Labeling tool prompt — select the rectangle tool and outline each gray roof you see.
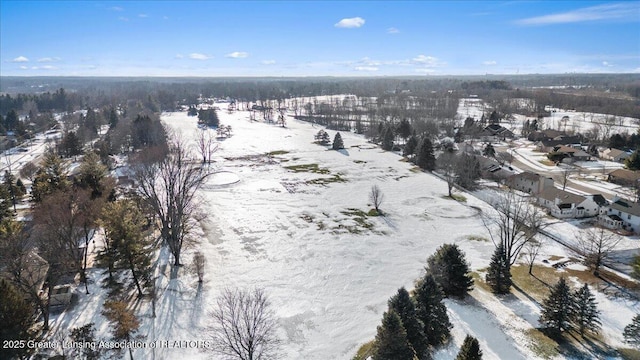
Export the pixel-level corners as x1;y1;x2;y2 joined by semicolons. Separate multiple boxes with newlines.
610;199;640;217
538;187;586;205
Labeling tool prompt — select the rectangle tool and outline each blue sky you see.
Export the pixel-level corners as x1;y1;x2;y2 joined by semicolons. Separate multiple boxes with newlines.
1;1;639;76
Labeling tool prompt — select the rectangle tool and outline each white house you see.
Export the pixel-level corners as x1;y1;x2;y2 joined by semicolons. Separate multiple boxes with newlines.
537;187;604;219
599;196;640;234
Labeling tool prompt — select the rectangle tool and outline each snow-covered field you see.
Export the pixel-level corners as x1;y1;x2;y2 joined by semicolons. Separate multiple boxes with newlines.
43;103;639;360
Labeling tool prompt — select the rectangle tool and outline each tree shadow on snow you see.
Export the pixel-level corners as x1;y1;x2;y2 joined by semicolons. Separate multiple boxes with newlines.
336;148;349;156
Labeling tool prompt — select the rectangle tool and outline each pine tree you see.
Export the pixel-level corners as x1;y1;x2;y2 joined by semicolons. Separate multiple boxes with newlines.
572;284;601;336
404;135;418;157
414;273;452;347
70;323;102;360
0;279;35;360
388;287;429;359
76;151;110;199
102;300;140;360
427;244;473;299
415;137;436;171
539;277;574;336
381;125;395;151
101;200;153;298
485;244;512;294
332;132;344;150
482;143;495;158
623;314;640;348
372;310;416;360
625;150;640;171
456;334;483;360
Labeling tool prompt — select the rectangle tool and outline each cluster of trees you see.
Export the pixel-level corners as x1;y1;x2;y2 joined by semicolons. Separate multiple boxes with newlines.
538;278;601;337
609;131;640;151
368;244;477;360
197;108;220;127
625;150;640;171
314;129;344;150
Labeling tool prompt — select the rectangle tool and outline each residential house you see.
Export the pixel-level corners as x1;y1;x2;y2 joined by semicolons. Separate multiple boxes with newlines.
479;124;515;142
600;148;631;163
535;135;582;152
599;196;640;234
506;171;554;194
476;156;516;182
551;145;593;163
607;169;640;187
528;129;566;142
537;187;603;219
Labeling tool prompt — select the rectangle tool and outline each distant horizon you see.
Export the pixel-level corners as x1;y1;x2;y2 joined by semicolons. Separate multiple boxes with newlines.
2;1;639;77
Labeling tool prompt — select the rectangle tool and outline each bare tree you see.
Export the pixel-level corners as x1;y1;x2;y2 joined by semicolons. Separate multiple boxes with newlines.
211;288;281;360
437;151;457;197
369;184;385;213
193;251;206;283
134;134;213;267
523;238;544;275
576;226;621;275
195;128;218;164
481;190;545;272
561;167;573;191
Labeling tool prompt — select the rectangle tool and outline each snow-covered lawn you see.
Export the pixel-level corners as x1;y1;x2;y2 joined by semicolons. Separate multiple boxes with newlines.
45;104;638;360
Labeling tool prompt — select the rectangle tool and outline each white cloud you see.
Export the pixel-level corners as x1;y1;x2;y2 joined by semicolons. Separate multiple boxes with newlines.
12;56;29;63
387;27;400;34
261;60;276;65
110;6;123;11
37;57;60;62
189;53;210;60
335;17;365;28
483;60;497;66
354;66;378;71
138;14;148;18
602;61;613;67
412;55;439;66
19;66;28;70
175;54;184;59
515;3;639;25
40;65;56;70
226;52;249;58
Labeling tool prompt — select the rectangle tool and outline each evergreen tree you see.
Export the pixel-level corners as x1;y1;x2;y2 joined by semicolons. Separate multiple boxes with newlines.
625;150;640;171
69;323;102;360
0;279;35;360
415;137;436;171
404;135;418;157
539;277;574;336
332;132;344;150
397;119;412;143
414;273;452;347
485;243;512;294
572;283;601;336
388;287;429;359
623;314;640;348
381;125;395;151
0;184;13;222
427;244;473;299
101;200;153;298
76;151;110;199
4;109;18;131
108;107;119;129
60;131;83;158
314;129;331;145
102;300;140;360
456;334;483;360
482;143;495;158
31;149;71;203
372;310;416;360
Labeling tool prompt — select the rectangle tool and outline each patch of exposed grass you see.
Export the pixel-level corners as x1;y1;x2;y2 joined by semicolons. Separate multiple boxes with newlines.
284;163;330;174
471;270;492;293
525;328;560;359
337;208;375;233
409;166;422;173
441;194;467;202
467;235;489;242
618;348;640;360
265;150;289;156
539;159;555;166
547;255;564;261
352;341;375;360
353;160;367;164
367;209;381;216
307;174;347;185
